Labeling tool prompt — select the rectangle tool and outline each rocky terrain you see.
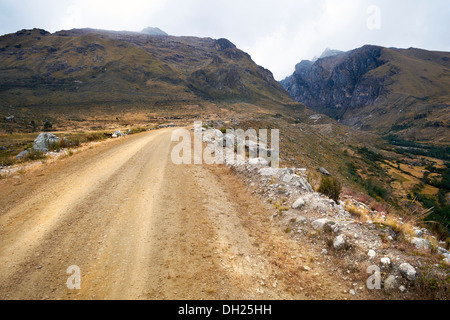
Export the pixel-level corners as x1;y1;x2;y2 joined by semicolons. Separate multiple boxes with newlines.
0;27;449;300
200;124;450;298
281;45;450;144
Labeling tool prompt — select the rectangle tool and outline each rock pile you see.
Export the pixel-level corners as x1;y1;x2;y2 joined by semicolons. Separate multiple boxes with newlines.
221;136;450;296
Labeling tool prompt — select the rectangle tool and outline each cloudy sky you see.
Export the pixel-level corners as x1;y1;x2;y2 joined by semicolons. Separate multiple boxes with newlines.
0;0;449;80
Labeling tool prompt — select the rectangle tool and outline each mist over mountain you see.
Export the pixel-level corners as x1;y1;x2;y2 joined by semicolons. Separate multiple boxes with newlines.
141;27;168;36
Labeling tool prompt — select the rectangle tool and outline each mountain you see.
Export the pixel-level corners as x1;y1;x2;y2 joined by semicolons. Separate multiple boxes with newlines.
0;28;294;131
281;45;450;144
141;27;168;36
312;48;344;61
1;29;448;235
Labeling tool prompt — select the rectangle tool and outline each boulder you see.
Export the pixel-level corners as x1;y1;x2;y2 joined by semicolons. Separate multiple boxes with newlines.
16;150;29;160
112;130;124;138
311;219;335;231
411;237;431;251
333;235;346;250
399;263;416;281
319;167;332;176
414;229;423;238
292;198;305;210
33;133;60;152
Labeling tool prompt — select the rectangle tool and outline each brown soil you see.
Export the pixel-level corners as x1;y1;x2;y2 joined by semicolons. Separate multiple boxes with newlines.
0;129;373;300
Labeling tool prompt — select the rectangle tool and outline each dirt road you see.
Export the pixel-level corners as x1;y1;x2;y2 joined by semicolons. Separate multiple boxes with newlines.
0;129;358;300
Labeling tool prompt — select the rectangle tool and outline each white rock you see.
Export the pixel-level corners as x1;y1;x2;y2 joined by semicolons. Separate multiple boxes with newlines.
411;237;431;250
292;198;306;210
368;250;376;259
311;219;334;231
333;235;346;250
381;257;391;267
399;285;406;293
414;229;423;238
399;263;417;281
33;132;60;151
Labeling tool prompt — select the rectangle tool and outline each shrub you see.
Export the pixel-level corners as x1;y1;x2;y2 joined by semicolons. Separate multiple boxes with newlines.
130;127;147;134
85;133;104;142
43;120;53;131
21;149;46;161
318;176;342;203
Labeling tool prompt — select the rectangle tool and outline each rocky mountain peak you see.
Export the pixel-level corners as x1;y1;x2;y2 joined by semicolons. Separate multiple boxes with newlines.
141;27;168;36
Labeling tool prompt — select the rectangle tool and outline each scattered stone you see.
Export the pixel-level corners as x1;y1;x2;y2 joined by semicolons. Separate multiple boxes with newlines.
5;115;15;122
112;130;124;138
414;229;423;238
349;289;356;295
368;250;376;259
299;266;311;272
411;237;431;251
384;275;397;290
292;198;305;210
318;167;332;176
380;257;391;268
311;219;335;231
399;263;417;281
15;150;29;160
333;235;346;250
399;285;406;293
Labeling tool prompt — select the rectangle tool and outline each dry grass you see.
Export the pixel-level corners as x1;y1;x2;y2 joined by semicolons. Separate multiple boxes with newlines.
343;197;445;252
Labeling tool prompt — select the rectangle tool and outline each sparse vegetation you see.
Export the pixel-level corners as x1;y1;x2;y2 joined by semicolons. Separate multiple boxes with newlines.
318;176;342;203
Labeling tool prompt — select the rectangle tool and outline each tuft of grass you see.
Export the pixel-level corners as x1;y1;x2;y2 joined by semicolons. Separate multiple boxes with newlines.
85;132;105;142
344;201;371;222
20;149;47;162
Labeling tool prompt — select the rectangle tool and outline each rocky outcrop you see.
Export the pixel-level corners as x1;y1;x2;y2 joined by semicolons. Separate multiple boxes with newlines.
281;45;386;120
281;46;450;142
33;133;60;152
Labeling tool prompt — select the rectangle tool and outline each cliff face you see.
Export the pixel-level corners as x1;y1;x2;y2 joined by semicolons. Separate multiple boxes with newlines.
281;46;450;143
281;45;387;118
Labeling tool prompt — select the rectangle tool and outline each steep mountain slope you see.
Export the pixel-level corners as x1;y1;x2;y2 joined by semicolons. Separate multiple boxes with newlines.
281;45;450;144
0;28;293;131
